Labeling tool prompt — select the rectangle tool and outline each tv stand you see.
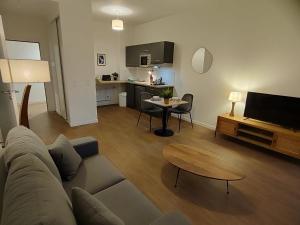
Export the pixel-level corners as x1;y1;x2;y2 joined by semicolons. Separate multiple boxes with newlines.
215;114;300;159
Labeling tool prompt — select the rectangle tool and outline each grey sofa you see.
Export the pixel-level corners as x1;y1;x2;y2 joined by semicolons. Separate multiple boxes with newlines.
0;126;191;225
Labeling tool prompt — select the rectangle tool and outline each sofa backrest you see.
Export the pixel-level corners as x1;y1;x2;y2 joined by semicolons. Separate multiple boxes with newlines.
4;126;61;182
1;153;77;225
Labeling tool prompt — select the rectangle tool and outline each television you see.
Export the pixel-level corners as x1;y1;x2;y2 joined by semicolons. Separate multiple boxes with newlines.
244;92;300;130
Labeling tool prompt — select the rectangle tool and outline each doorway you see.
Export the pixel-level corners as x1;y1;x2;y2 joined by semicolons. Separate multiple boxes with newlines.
5;40;48;118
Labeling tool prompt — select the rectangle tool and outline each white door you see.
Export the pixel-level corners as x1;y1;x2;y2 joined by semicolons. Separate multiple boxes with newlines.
0;15;18;140
49;19;67;119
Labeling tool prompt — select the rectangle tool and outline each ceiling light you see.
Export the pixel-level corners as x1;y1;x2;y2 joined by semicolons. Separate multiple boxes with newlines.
101;5;133;16
112;19;124;31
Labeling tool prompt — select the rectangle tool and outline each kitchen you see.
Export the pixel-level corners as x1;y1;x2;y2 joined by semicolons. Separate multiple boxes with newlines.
96;41;176;110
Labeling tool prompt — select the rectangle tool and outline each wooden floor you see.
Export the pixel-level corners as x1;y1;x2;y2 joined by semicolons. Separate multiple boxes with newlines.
30;106;300;225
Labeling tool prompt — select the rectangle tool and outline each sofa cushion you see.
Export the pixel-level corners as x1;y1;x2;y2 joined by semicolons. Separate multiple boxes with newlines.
4;126;61;182
49;134;82;180
1;154;76;225
63;155;125;196
70;137;99;158
94;180;162;225
72;187;124;225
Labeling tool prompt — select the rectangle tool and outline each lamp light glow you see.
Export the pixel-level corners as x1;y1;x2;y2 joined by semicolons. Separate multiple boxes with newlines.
0;59;50;83
228;91;242;117
228;91;242;102
112;19;124;31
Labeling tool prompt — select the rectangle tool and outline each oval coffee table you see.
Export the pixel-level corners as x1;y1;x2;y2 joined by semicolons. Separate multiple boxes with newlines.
163;144;245;194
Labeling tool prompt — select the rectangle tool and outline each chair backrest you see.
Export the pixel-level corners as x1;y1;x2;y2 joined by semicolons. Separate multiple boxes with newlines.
140;92;153;111
178;93;193;112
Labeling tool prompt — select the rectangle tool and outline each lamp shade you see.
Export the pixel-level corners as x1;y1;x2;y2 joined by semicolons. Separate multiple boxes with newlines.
228;91;242;102
112;19;124;31
0;59;50;83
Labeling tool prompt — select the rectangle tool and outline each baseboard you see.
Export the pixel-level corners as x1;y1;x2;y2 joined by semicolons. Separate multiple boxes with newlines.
69;118;98;127
172;114;216;130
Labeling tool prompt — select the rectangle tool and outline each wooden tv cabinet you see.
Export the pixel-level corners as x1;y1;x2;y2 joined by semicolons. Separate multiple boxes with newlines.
215;114;300;159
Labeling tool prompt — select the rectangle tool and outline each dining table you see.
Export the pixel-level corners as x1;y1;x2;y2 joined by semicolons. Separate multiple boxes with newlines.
144;98;188;137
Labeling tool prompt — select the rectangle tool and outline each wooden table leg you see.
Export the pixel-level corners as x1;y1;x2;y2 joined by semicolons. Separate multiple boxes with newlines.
174;168;181;188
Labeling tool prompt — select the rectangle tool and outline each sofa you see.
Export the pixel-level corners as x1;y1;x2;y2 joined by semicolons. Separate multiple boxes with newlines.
0;126;191;225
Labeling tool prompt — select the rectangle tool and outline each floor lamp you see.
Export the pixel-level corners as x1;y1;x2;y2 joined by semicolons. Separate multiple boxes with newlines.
0;59;51;128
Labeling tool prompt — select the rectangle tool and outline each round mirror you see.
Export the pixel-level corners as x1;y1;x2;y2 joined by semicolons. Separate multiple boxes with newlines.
192;48;213;74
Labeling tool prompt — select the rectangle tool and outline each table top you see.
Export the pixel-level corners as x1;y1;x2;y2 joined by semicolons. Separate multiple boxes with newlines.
163;144;245;181
144;99;188;108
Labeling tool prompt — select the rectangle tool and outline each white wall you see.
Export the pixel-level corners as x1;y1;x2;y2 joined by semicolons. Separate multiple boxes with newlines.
58;0;98;127
129;0;300;128
0;11;56;111
93;20;133;80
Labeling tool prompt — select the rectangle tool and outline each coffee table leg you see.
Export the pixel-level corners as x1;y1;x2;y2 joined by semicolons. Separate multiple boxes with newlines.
226;180;229;194
174;168;181;188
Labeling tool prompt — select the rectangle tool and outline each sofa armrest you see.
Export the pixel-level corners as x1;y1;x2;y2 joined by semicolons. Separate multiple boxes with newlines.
70;137;99;158
150;212;191;225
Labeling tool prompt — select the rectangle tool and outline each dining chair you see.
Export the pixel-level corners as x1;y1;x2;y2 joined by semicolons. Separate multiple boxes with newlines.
168;94;193;132
137;92;163;131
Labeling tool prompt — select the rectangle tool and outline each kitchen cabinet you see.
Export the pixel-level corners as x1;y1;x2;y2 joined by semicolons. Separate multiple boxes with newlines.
135;85;146;110
126;84;174;109
126;83;135;108
125;45;141;67
126;41;174;67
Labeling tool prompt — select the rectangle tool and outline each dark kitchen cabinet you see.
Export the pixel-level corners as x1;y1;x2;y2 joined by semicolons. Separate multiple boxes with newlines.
149;42;174;65
134;85;146;110
145;86;174;97
126;84;174;109
126;45;141;67
126;41;174;67
126;83;135;108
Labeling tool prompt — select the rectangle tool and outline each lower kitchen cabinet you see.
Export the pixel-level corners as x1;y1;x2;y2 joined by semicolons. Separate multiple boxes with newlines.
126;83;135;108
126;84;174;109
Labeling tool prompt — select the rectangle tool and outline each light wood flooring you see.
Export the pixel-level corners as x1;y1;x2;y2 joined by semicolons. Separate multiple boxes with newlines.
30;105;300;225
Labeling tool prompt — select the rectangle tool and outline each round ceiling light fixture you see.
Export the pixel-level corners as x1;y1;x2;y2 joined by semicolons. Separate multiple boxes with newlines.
112;19;124;31
101;5;133;16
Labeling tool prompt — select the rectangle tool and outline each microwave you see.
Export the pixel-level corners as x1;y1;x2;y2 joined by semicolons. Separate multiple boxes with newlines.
140;54;151;67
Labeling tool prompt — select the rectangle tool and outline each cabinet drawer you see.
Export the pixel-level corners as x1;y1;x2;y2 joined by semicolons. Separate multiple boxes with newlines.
274;134;300;157
217;118;238;136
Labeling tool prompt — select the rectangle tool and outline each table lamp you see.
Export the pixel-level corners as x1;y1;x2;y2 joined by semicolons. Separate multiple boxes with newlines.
0;59;51;128
228;91;242;117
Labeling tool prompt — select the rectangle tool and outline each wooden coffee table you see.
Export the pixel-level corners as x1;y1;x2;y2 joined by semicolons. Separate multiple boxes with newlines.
163;144;245;194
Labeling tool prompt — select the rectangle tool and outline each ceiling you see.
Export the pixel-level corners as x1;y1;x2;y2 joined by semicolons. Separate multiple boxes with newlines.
92;0;202;24
0;0;202;25
0;0;59;20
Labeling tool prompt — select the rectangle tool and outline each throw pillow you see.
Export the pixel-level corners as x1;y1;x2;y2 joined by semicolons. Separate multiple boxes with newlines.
48;134;82;180
72;187;125;225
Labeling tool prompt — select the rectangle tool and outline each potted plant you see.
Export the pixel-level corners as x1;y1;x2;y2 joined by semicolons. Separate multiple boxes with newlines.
161;88;173;104
112;72;119;81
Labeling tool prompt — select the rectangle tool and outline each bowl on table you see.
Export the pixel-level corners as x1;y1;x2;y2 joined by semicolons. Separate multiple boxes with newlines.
152;96;161;101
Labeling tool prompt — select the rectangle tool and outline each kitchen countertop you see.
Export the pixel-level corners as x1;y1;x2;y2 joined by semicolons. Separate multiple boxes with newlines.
96;78;174;88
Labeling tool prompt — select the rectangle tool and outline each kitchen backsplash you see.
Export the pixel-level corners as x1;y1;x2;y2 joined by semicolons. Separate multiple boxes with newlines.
127;67;175;85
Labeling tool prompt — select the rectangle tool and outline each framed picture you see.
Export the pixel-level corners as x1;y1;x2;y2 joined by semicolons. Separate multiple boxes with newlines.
97;53;106;66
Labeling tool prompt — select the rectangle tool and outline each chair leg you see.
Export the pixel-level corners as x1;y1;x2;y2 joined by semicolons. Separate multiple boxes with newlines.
137;111;142;126
178;114;182;132
189;112;194;128
149;115;152;131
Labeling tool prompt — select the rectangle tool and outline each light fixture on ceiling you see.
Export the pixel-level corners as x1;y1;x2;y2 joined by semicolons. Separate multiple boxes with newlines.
112;19;123;31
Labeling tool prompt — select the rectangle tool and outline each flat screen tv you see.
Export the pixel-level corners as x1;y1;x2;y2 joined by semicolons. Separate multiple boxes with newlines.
244;92;300;130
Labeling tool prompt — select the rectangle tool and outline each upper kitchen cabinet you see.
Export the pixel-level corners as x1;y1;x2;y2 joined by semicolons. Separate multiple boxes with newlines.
126;41;174;67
